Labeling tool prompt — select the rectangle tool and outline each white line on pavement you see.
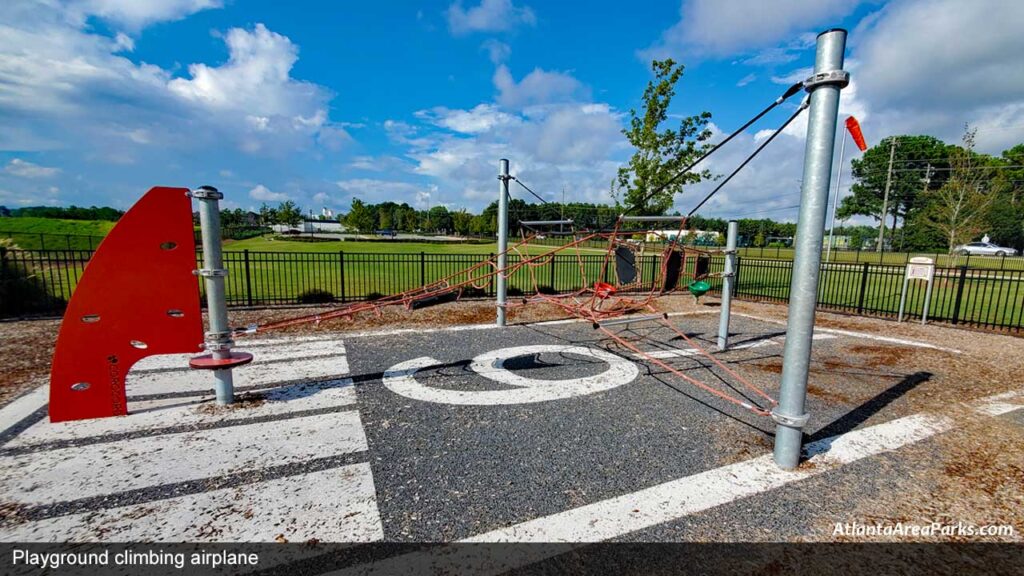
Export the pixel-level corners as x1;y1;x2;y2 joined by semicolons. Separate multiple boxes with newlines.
7;379;357;448
731;313;963;354
0;385;48;436
0;410;368;506
0;464;382;543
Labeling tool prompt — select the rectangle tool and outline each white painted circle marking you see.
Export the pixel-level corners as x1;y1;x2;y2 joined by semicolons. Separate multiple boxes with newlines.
383;345;639;405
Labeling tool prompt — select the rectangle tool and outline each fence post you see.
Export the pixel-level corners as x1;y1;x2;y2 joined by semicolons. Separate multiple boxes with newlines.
733;256;741;295
339;251;346;303
40;233;46;251
420;251;426;286
950;265;969;325
549;255;556;290
856;262;870;314
243;249;253;307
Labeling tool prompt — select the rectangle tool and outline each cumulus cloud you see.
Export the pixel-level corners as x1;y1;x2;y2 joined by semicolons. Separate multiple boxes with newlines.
415;104;518;134
248;184;290;202
69;0;222;31
4;158;61;178
446;0;535;36
645;0;863;59
493;65;588;109
852;0;1024;152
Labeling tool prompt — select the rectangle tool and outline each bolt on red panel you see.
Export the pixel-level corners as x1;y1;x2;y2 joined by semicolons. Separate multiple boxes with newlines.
49;187;204;422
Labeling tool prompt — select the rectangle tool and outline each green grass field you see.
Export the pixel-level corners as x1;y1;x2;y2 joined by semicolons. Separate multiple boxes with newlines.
738;246;1024;271
0;217;113;250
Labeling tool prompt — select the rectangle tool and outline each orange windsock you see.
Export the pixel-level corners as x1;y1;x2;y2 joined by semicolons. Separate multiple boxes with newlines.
845;116;867;152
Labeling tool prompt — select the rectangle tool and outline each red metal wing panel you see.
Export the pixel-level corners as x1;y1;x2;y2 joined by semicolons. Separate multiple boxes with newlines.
49;187;203;422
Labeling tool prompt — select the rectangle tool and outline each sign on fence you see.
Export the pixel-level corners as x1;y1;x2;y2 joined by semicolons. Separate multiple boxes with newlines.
898;257;935;324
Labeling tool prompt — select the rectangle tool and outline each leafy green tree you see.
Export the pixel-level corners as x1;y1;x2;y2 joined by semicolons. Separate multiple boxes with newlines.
838;135;951;243
342;199;376;233
615;59;713;215
920;128;996;252
258;203;278;226
985;144;1024;251
275;200;303;227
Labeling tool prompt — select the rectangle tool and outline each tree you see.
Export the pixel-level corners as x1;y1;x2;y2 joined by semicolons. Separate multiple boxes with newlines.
452;209;474;236
615;59;713;215
342;199;376;233
838;135;951;246
276;200;303;228
258;203;278;226
921;127;995;252
984;144;1024;251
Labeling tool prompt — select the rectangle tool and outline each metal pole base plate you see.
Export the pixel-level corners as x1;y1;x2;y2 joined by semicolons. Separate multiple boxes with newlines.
188;351;254;370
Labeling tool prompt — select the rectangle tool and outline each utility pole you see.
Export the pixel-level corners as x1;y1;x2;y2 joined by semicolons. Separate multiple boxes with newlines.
876;138;897;253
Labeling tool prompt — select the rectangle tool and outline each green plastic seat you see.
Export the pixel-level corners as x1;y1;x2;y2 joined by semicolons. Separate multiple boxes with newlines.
688;280;711;298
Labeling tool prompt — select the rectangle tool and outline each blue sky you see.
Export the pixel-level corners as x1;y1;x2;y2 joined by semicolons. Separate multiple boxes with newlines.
1;1;1022;222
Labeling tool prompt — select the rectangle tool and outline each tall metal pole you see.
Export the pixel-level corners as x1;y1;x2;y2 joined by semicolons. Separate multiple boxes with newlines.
825;130;847;262
876;138;897;252
717;220;738;351
194;185;236;405
496;159;510;327
772;29;848;470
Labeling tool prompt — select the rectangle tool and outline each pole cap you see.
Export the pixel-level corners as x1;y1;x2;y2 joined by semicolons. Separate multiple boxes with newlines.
192;185;223;200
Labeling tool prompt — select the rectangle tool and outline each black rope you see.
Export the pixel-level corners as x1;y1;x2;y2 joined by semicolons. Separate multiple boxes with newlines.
624;81;804;216
687;99;809;217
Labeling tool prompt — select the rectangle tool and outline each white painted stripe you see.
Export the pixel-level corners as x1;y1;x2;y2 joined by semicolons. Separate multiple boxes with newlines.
125;354;351;397
0;464;383;543
133;340;347;372
0;410;368;506
968;390;1024;416
328;413;954;575
731;312;962;354
464;412;952;542
0;385;48;435
7;379;356;448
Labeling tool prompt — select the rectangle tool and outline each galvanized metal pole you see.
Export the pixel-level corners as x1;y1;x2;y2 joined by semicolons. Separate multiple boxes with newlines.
773;29;848;470
717;220;738;351
496;159;510;327
194;185;235;405
825;130;847;263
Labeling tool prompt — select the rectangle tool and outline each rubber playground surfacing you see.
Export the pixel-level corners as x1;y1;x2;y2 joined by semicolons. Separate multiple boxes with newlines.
0;301;1022;549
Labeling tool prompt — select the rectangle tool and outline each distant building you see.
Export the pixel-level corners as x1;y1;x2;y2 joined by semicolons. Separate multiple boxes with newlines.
644;229;721;244
823;235;851;249
271;219;347;233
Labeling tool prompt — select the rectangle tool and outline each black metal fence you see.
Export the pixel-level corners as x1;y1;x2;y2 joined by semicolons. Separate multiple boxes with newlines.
2;249;1022;333
738;245;1024;271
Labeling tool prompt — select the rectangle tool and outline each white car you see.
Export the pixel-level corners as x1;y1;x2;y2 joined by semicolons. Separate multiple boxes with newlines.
954;242;1019;256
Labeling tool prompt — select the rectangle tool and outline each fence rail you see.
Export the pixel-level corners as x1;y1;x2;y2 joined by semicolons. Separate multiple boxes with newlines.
2;249;1022;332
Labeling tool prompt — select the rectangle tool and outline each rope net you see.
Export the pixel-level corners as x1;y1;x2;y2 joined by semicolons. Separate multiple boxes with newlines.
242;215;776;417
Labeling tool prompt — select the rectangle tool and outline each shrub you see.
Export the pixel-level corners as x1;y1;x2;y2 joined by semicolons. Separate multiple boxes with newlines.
296;289;335;304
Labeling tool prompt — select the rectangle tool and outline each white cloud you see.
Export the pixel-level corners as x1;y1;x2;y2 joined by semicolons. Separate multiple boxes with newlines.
248;184;290;202
481;39;511;64
4;158;61;178
446;0;536;36
336;179;434;206
69;0;222;31
853;0;1024;152
415;104;518;134
493;64;588;109
168;23;332;135
646;0;863;59
737;73;756;87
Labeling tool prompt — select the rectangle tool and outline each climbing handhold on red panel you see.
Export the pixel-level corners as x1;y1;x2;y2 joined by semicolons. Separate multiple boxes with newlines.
49;186;204;422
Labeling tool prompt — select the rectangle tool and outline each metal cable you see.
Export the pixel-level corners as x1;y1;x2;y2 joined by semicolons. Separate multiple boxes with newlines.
625;81;805;216
687;99;809;217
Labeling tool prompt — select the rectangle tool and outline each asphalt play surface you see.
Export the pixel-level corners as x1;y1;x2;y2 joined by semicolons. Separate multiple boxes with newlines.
2;310;1012;546
343;312;944;541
